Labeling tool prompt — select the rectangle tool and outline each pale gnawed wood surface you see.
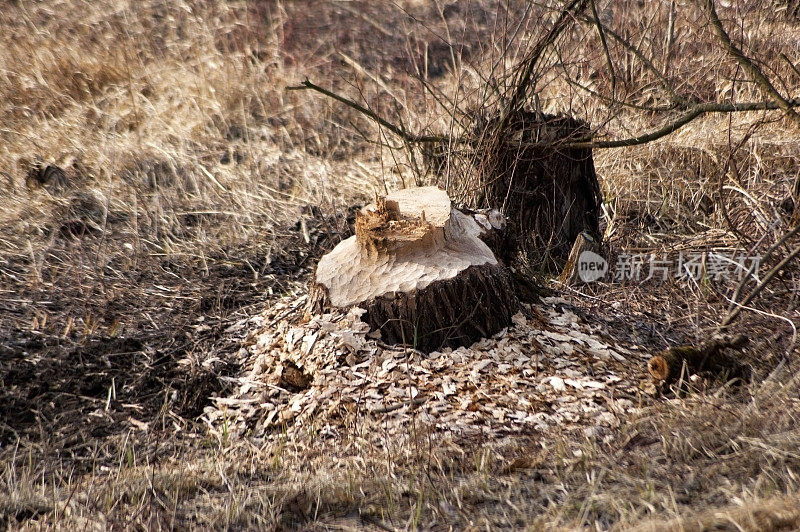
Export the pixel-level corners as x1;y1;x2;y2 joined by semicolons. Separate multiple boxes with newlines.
314;187;497;307
558;230;604;285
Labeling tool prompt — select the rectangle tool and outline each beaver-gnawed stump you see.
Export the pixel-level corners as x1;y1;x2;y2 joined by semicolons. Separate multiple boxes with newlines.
309;186;519;353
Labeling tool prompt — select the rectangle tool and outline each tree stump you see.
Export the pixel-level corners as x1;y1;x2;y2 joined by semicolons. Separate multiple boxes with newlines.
557;231;605;285
310;186;520;353
439;110;603;272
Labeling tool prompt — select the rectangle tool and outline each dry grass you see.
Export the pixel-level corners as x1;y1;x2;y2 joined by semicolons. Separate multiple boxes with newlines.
2;0;800;529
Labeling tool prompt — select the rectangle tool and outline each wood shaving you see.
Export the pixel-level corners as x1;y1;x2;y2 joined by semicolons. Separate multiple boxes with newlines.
204;295;654;447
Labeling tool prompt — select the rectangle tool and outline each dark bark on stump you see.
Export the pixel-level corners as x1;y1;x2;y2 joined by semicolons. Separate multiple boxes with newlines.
310;263;519;353
364;263;518;352
435;111;603;271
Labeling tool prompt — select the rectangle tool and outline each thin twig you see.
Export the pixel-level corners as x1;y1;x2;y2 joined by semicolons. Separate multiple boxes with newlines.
720;243;800;329
563;68;677;113
371;395;429;415
718;222;800;331
663;0;676;76
781;53;800;82
589;0;616;99
287;79;446;144
289;80;800;150
702;0;800;129
579;14;684;106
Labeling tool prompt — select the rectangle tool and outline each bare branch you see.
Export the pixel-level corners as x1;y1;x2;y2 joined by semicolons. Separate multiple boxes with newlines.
566;98;800;149
292;78;800;151
589;0;616;99
287;79;447;144
702;0;800;129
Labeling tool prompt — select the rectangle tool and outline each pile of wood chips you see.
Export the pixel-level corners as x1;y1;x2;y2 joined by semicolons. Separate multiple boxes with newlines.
204;295;655;447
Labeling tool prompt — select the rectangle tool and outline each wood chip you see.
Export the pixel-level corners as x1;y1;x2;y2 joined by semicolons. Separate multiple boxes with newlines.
206;292;653;446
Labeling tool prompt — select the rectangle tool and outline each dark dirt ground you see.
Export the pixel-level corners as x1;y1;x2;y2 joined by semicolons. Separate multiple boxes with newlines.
0;206;356;483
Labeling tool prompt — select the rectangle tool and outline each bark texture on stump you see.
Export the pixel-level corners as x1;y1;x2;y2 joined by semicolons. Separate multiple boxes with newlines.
310;187;520;353
365;263;518;352
441;111;602;271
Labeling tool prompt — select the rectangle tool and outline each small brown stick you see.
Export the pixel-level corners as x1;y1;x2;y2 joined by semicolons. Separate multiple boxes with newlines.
371;395;429;415
648;335;750;384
